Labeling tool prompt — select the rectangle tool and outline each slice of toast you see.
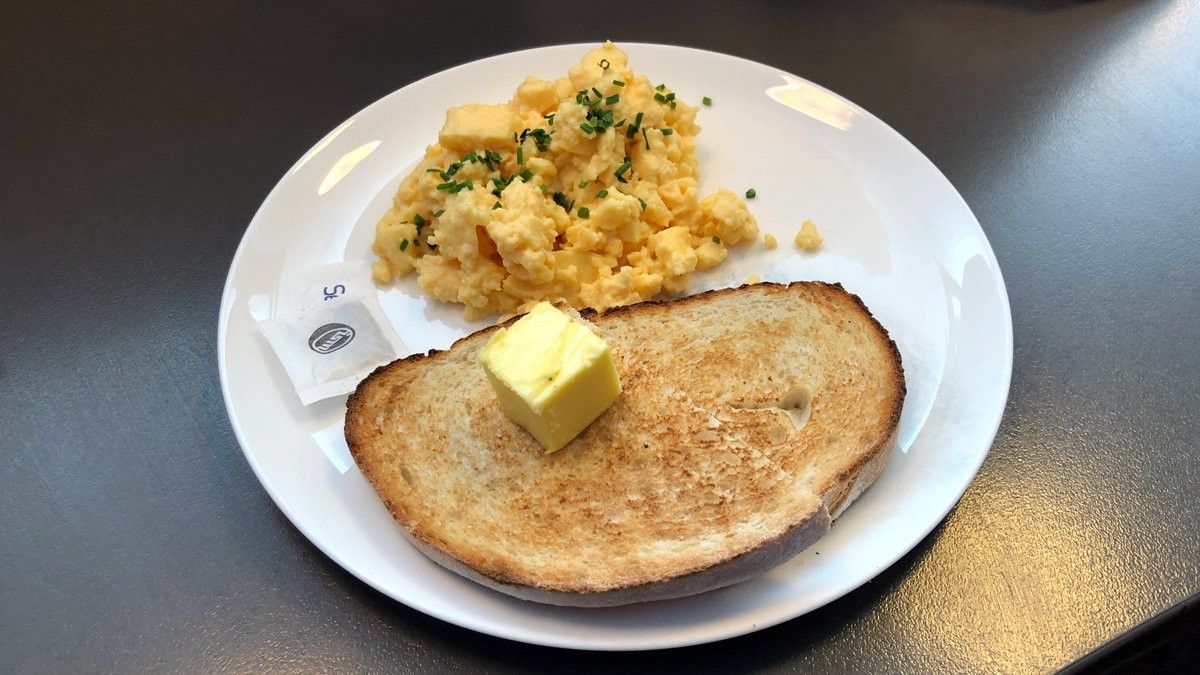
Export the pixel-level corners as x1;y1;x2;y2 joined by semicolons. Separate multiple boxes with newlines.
345;282;905;606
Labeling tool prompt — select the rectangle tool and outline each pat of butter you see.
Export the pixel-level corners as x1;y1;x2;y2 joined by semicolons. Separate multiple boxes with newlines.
478;302;621;452
439;104;521;151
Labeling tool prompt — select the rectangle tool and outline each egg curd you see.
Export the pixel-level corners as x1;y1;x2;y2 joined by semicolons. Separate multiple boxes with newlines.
371;42;758;320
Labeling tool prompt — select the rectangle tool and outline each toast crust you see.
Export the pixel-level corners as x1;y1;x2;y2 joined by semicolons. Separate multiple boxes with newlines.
346;281;905;605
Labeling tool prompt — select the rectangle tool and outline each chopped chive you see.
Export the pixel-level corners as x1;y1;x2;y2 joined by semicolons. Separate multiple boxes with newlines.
615;119;626;128
528;128;551;151
633;111;643;129
642;127;650;150
492;201;501;210
625;125;636;139
598;58;610;70
596;189;608;198
545;113;555;125
637;197;647;210
712;236;721;244
592;87;603;99
433;209;445;217
412;214;425;227
399;239;409;251
612;79;625;86
745;188;756;199
460;151;478;163
654;92;667;103
436;181;454;191
661;128;674;136
519;169;534;182
655;84;666;91
605;93;620;105
613;160;632;183
579;179;588;188
425;167;441;173
702;96;712;106
539;184;548;195
577;207;590;219
513;132;519;143
516;146;524;164
580;122;594;134
552;192;570;209
670;101;676;109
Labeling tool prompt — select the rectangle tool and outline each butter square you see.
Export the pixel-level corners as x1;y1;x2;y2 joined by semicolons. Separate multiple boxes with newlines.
439;104;521;151
479;303;621;452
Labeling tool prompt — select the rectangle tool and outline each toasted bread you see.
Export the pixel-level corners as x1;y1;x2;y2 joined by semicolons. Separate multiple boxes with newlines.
345;282;905;606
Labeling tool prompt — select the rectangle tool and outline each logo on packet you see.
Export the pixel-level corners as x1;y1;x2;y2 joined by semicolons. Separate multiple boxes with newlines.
308;323;356;354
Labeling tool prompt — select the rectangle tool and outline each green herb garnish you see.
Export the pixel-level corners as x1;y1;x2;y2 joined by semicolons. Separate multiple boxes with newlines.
596;189;608;198
605;93;620;105
528;128;552;151
577;206;590;219
712;236;721;244
702;96;712;106
745;188;756;199
613;160;632;183
399;239;409;251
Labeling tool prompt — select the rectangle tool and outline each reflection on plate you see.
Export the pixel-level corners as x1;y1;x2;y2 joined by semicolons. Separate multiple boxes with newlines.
218;43;1012;650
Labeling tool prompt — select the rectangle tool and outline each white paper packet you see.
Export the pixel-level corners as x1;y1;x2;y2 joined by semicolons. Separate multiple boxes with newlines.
260;261;406;405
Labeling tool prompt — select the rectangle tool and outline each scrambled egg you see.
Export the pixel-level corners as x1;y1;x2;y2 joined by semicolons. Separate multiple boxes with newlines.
371;42;758;320
794;219;822;251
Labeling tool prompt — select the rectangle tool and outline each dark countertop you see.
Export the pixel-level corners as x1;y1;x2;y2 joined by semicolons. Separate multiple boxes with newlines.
3;1;1198;672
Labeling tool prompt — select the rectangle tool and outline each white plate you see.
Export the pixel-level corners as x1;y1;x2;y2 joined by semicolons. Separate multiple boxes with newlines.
218;43;1012;650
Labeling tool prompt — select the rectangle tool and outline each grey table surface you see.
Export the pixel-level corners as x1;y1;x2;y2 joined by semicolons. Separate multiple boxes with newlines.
3;0;1198;672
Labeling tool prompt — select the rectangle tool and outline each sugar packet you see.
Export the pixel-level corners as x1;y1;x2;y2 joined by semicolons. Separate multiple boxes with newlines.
259;261;406;405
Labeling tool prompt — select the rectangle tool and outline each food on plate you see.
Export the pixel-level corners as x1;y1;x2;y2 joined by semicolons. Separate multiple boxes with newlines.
763;233;778;250
345;282;905;606
370;42;759;320
478;302;622;452
794;219;822;251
